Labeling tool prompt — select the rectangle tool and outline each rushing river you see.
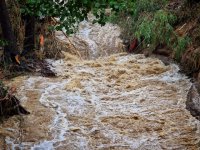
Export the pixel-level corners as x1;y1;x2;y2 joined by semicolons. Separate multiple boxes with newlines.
0;52;200;149
0;20;200;149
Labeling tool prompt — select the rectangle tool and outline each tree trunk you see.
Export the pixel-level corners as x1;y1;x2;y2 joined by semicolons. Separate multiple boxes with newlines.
0;0;19;62
22;15;36;56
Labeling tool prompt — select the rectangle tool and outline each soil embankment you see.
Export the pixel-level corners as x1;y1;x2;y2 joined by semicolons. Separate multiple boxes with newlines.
162;1;200;120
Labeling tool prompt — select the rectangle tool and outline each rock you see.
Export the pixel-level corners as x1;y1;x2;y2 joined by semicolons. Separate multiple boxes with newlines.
186;84;200;120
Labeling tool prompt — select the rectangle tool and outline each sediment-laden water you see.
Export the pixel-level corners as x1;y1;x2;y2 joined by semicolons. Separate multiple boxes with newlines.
1;52;199;149
56;18;124;60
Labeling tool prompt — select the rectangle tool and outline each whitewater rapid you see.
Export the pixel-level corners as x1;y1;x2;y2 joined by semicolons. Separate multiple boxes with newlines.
1;53;200;150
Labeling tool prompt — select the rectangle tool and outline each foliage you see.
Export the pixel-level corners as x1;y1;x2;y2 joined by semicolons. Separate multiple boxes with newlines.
18;0;84;34
18;0;168;34
13;0;191;61
18;0;109;34
0;39;8;47
135;10;177;49
108;0;190;61
108;0;168;40
174;36;190;61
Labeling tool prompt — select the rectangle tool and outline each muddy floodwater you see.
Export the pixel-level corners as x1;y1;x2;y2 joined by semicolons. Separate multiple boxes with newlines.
0;53;199;149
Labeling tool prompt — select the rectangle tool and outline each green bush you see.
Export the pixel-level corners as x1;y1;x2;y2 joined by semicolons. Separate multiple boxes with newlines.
0;39;8;47
108;0;190;61
108;0;168;39
174;36;190;61
135;10;177;49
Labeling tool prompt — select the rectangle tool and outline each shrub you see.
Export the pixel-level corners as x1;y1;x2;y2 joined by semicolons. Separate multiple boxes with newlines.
108;0;190;61
174;36;190;61
135;10;177;50
0;39;8;47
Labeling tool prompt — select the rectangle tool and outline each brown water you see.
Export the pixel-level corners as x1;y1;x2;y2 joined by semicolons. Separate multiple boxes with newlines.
56;17;124;60
0;52;200;150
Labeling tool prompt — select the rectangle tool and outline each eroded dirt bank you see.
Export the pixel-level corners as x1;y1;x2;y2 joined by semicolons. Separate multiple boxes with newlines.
0;53;200;149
